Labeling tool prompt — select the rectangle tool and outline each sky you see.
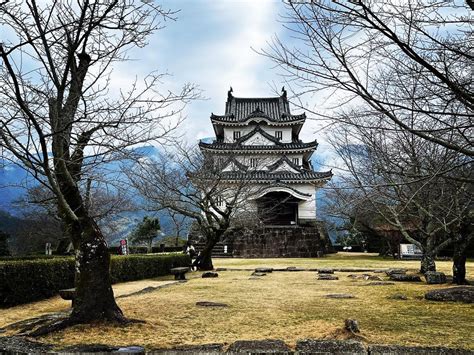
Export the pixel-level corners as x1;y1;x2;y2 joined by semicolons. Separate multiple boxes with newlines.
111;0;331;154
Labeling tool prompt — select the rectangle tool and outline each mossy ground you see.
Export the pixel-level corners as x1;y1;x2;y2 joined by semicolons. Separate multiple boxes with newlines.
1;253;473;350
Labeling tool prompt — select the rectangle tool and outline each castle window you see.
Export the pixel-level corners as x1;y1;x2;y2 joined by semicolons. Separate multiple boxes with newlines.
215;195;224;207
275;131;283;140
233;131;241;141
250;158;258;168
292;158;299;166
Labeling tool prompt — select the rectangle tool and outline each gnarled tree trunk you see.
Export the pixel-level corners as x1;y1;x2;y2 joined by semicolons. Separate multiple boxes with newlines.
452;239;468;285
421;253;436;274
194;237;216;271
70;217;124;323
194;230;224;271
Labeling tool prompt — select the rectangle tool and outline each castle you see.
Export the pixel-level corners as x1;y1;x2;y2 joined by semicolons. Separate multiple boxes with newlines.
192;88;333;257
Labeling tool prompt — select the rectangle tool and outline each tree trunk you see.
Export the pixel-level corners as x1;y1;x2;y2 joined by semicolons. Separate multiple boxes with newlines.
147;239;153;254
194;236;217;271
70;217;125;323
452;239;468;285
420;252;436;274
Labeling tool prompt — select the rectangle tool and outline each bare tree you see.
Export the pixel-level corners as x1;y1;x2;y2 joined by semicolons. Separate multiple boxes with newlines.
165;209;191;247
129;143;263;270
321;184;403;257
329;120;472;276
263;0;473;158
16;178;136;245
0;0;197;329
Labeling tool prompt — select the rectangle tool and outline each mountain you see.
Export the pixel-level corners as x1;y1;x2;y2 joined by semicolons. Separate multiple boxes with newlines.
0;162;30;214
0;146;184;246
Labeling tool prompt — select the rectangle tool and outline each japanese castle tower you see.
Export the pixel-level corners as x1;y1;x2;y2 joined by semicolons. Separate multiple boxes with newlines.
199;88;332;225
193;88;333;257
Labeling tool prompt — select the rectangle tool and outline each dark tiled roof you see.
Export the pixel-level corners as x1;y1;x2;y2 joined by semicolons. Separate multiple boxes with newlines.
227;97;288;120
219;170;333;183
211;88;305;123
211;112;306;124
221;156;248;171
199;140;318;152
258;182;313;197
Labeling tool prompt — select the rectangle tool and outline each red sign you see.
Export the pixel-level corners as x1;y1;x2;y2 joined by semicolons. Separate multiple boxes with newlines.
119;239;129;255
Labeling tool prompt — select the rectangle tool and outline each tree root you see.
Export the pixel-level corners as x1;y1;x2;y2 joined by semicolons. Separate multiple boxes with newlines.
4;311;145;338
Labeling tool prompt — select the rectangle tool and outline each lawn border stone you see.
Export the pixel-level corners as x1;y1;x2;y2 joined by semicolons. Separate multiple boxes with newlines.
296;339;367;354
227;339;291;353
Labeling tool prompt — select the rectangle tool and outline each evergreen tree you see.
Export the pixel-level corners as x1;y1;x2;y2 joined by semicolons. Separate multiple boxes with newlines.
130;217;161;253
0;230;11;256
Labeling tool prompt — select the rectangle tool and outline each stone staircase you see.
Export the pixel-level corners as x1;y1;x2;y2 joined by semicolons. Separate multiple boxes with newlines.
194;242;233;258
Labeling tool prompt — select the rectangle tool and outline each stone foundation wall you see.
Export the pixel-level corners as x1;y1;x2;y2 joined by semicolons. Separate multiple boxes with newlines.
227;224;332;258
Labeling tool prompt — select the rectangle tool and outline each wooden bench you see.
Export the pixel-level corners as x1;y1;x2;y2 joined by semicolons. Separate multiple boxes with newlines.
59;288;76;306
170;267;190;280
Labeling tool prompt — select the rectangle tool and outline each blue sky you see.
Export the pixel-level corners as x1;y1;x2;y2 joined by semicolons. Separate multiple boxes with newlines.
111;1;328;145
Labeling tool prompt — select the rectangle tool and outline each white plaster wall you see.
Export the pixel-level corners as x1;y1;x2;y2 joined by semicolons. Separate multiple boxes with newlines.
229;154;304;170
242;132;276;146
213;183;318;222
297;184;317;220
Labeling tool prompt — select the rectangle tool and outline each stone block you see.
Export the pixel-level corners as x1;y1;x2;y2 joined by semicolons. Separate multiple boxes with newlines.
424;286;474;303
228;339;290;353
424;271;447;284
369;344;472;354
389;273;421;282
296;339;366;354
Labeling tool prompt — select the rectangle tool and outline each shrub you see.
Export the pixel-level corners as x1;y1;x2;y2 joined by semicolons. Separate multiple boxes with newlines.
0;253;190;307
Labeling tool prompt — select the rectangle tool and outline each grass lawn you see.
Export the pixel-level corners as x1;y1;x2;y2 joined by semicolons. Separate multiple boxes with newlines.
1;253;473;350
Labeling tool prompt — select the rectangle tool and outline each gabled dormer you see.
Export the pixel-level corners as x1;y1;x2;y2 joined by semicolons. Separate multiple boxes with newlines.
237;126;280;146
221;156;249;173
267;156;303;174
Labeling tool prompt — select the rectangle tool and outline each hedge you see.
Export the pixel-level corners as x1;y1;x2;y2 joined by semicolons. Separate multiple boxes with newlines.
108;246;184;255
0;253;190;307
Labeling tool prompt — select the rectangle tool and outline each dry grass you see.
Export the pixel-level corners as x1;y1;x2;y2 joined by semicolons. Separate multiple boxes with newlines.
1;253;473;351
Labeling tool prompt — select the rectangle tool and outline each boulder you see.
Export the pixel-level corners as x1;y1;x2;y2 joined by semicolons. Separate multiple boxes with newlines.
389;273;421;282
286;266;306;272
424;286;474;303
424;271;447;284
318;268;334;274
202;272;218;278
251;272;267;277
318;274;339;280
296;339;366;354
228;339;290;353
